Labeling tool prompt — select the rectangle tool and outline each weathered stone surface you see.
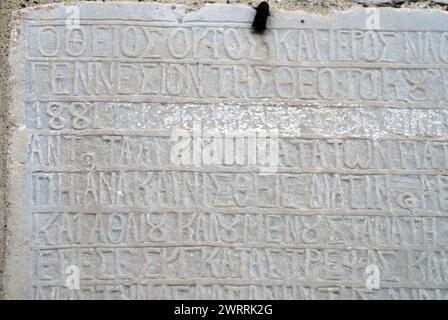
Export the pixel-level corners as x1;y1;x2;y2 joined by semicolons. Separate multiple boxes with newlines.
4;3;448;299
357;0;448;5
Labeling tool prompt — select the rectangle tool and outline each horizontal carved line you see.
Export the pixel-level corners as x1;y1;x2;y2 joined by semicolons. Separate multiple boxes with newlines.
30;166;448;175
30;242;446;252
24;19;448;32
25;57;448;68
25;130;448;140
23;97;448;108
30;279;448;290
30;207;448;217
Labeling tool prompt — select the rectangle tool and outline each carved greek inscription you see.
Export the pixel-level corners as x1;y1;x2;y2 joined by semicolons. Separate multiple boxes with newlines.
13;9;448;299
26;24;448;104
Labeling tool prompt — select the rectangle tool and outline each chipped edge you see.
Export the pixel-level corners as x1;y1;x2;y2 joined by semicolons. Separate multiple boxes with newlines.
3;8;31;300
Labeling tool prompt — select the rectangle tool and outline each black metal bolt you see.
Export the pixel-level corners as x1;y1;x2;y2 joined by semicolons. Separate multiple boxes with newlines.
252;1;270;34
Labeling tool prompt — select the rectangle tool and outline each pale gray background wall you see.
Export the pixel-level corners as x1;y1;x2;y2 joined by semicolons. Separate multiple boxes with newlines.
0;0;446;299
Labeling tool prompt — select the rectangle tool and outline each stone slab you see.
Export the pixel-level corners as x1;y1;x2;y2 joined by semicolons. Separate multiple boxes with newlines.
357;0;448;5
4;3;448;299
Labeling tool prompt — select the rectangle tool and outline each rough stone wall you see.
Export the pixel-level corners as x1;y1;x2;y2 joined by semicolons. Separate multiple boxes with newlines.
0;0;447;299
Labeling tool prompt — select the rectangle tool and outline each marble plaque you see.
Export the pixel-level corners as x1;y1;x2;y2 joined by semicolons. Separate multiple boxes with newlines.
4;3;448;299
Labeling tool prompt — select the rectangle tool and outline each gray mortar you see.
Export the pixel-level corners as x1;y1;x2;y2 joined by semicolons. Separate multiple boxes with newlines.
1;0;448;299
